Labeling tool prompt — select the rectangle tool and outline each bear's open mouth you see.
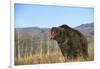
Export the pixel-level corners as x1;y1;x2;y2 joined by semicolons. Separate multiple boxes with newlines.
51;31;56;40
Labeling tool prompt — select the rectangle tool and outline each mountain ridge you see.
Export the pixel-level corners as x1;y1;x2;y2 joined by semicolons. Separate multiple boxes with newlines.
15;23;94;39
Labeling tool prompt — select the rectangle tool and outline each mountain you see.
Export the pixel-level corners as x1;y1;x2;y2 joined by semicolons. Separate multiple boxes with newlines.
74;23;94;37
15;23;94;39
15;27;50;39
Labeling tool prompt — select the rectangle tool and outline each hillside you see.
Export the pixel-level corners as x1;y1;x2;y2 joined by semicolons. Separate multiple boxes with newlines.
74;23;94;37
15;27;50;39
15;23;94;38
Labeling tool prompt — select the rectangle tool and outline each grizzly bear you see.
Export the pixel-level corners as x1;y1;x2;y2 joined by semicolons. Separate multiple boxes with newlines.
51;24;88;60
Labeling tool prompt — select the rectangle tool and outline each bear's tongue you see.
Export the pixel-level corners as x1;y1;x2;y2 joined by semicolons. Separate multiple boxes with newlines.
51;31;56;39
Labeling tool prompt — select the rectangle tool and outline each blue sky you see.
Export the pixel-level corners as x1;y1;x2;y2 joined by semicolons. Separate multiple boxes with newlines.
14;3;94;28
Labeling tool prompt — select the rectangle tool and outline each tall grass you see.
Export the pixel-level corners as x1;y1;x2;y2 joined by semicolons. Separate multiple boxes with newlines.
15;45;94;65
14;32;94;65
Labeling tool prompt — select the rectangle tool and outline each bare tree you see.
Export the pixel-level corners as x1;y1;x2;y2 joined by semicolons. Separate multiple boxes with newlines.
17;32;21;59
47;33;50;56
40;38;43;58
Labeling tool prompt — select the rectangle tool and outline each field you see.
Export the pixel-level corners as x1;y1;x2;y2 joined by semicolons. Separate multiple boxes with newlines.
14;31;94;65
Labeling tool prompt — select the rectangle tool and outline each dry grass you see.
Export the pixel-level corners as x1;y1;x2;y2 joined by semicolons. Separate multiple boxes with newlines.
15;38;94;65
15;46;94;65
15;53;65;65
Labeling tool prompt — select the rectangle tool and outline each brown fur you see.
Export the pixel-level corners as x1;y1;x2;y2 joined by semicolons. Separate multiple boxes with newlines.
51;24;88;59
